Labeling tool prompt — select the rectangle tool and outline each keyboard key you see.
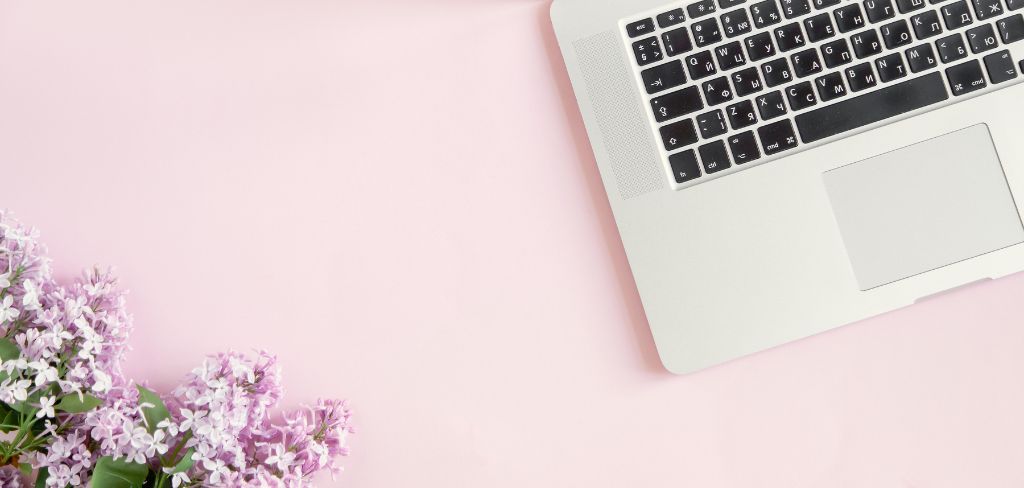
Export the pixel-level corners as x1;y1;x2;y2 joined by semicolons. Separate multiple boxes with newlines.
875;52;908;81
936;33;969;62
814;0;842;9
652;86;705;122
686;50;719;79
822;38;854;67
881;19;914;48
688;0;719;18
698;140;732;173
720;0;748;8
702;76;735;105
781;0;813;18
745;32;777;60
786;81;818;109
851;29;883;58
1011;0;1024;9
941;1;973;30
805;13;837;42
697;109;730;137
971;0;1004;19
663;28;695;57
762;57;795;86
897;0;928;13
906;43;939;71
731;66;766;95
715;41;748;69
658;9;687;28
864;0;897;22
627;18;656;38
633;37;664;66
758;119;800;154
660;119;700;150
693;18;723;46
669;150;702;183
641;60;688;94
945;58;987;95
984;49;1019;82
845;62;878;90
815;71;849;100
998;15;1024;43
774;22;806;50
796;72;947;142
791;48;824;76
834;4;867;32
727;131;762;163
966;23;999;52
722;9;755;37
755;90;789;118
726;99;760;128
911;10;944;39
751;0;784;28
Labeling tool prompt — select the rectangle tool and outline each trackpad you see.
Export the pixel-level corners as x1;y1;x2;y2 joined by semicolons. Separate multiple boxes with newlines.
823;124;1024;290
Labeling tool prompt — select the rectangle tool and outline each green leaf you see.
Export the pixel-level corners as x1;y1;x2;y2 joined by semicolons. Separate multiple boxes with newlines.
0;339;20;361
19;462;31;475
0;404;19;432
56;393;102;413
89;456;148;488
34;467;48;488
169;448;195;474
136;386;169;433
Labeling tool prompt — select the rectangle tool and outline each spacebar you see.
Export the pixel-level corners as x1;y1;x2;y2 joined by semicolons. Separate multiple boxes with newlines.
795;73;949;144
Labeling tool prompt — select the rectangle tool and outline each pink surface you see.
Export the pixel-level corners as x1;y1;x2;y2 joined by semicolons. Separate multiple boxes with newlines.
3;1;1024;486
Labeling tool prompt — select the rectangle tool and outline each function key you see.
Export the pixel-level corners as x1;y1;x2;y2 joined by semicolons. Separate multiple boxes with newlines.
727;131;762;163
651;86;704;122
632;37;664;66
912;11;944;39
774;22;806;51
720;0;748;8
864;0;896;22
875;52;908;81
693;17;723;46
941;1;973;30
745;32;777;60
905;43;939;71
936;33;969;62
945;58;986;95
688;0;719;18
896;0;928;12
663;27;695;56
781;0;813;18
721;9;754;37
971;0;1004;19
669;150;702;183
658;9;687;28
880;19;913;48
627;18;656;38
757;119;799;154
698;140;732;174
686;50;719;79
750;0;784;28
983;49;1019;83
966;24;999;52
834;4;867;32
998;15;1024;43
660;119;700;150
641;60;688;94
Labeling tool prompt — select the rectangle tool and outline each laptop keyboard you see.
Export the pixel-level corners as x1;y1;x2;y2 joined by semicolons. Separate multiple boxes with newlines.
623;0;1024;189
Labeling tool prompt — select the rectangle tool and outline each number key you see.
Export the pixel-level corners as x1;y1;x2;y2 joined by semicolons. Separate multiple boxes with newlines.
750;0;784;28
663;27;695;57
781;0;812;18
721;9;754;37
693;17;723;46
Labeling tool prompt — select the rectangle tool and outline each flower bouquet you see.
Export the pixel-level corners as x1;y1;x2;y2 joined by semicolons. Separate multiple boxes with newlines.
0;213;352;487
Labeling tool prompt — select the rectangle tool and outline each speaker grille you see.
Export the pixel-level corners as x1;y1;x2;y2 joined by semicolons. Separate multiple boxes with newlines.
574;31;665;200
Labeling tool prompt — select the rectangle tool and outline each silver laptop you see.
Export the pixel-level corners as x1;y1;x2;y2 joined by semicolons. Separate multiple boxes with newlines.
551;0;1024;373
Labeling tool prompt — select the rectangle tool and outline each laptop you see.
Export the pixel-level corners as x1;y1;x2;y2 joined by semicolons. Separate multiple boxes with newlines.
551;0;1024;373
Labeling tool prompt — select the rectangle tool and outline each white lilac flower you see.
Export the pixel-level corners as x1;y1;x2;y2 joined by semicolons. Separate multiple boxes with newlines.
0;271;11;289
36;396;56;419
0;295;18;323
20;279;40;311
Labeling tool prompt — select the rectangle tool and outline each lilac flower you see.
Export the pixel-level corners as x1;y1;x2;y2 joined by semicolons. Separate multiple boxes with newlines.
0;466;25;487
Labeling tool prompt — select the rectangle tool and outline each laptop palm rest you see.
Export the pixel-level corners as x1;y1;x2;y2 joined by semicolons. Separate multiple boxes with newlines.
822;124;1024;291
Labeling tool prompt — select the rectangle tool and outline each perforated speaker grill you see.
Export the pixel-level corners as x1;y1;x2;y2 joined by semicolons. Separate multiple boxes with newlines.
573;31;665;200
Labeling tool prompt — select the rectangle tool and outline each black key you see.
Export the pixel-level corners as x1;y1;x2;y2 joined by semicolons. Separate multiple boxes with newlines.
652;86;705;122
722;9;754;37
875;52;908;81
945;58;987;95
633;37;664;66
786;81;818;109
897;0;928;13
998;14;1024;43
627;18;656;38
851;29;883;58
702;76;735;105
755;90;789;119
669;150;702;183
791;48;824;76
971;0;1004;19
804;13;837;42
750;0;784;28
834;4;867;32
936;33;969;62
796;72;947;142
727;131;762;163
693;18;723;47
642;61;689;94
726;99;760;128
822;38;854;67
814;0;842;9
689;0;719;18
758;120;800;154
663;28;695;57
715;41;748;69
696;109;730;138
881;20;914;48
661;119;700;150
864;0;897;22
966;23;999;52
781;0;813;18
762;57;795;86
845;62;878;90
658;9;687;28
815;72;849;100
774;22;806;51
720;0;748;8
745;32;777;61
732;66;766;95
984;49;1019;82
911;10;944;39
698;140;732;173
1011;0;1024;9
906;43;939;71
686;50;719;79
941;1;973;29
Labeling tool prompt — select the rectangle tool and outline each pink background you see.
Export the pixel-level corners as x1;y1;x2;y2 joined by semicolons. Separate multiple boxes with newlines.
3;0;1024;486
